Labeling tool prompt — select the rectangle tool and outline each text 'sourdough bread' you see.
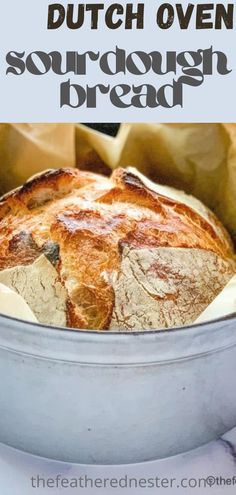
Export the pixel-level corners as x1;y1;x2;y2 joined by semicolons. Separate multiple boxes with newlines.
0;167;235;331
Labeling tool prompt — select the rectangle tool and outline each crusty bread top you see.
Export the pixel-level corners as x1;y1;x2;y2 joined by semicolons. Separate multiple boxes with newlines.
0;167;234;329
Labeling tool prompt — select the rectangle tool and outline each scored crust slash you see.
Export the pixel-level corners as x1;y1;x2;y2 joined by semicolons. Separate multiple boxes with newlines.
0;167;235;331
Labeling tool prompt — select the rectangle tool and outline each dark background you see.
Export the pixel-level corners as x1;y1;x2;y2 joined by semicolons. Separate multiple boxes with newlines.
83;123;120;137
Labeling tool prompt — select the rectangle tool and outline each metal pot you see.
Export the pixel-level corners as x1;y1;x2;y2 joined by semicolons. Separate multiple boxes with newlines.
0;313;236;464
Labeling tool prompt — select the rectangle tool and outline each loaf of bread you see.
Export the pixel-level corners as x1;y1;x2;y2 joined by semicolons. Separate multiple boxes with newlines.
0;167;235;331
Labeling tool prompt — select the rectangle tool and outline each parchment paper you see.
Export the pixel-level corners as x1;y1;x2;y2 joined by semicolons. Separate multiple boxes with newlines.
0;122;235;325
0;123;75;195
195;275;236;324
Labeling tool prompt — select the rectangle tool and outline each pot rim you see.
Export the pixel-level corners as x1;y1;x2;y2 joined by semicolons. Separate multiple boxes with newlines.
0;312;235;365
0;310;236;336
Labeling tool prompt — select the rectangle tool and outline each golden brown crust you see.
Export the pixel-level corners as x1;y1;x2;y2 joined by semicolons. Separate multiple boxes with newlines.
0;167;235;330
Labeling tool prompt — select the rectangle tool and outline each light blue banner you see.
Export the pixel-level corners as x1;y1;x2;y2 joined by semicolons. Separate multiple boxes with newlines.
0;0;235;121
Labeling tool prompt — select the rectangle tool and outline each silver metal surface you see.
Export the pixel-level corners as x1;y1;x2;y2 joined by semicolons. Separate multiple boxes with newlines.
0;313;236;464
